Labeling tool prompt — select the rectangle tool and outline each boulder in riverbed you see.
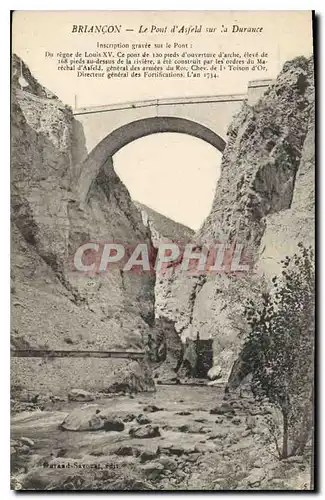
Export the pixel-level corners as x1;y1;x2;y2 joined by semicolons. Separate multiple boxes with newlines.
210;403;235;415
68;389;95;402
136;414;152;425
158;456;178;471
207;365;222;381
59;407;124;432
103;416;124;432
143;405;163;413
139;446;160;462
112;445;134;456
129;424;161;439
140;461;164;480
59;407;102;431
123;413;136;422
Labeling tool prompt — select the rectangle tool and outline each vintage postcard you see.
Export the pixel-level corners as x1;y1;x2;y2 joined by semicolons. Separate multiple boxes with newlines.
11;10;315;491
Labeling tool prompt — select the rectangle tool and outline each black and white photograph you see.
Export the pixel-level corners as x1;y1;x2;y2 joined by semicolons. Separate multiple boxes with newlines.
10;10;315;491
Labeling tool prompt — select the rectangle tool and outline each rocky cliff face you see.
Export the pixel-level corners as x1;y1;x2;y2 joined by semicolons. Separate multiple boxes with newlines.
134;201;194;246
134;202;192;380
158;56;315;380
11;55;156;397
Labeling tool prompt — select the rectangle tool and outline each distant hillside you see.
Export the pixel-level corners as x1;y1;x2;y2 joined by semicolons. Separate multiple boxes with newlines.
134;202;195;243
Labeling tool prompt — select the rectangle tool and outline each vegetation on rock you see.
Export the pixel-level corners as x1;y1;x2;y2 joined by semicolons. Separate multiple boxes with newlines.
242;244;314;459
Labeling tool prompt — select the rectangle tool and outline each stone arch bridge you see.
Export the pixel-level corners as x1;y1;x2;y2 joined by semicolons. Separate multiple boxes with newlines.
74;79;274;200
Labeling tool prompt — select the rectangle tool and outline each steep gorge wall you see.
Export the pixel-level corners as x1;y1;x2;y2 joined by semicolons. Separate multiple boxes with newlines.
11;55;156;397
158;56;315;380
134;202;192;379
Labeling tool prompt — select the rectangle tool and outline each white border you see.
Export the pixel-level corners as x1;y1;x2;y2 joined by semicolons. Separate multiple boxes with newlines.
3;2;323;498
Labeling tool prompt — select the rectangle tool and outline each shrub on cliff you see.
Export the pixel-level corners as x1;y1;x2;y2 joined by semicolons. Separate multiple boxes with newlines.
242;243;314;459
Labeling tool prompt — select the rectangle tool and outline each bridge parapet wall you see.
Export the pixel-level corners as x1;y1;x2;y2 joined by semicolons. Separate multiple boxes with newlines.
247;79;275;105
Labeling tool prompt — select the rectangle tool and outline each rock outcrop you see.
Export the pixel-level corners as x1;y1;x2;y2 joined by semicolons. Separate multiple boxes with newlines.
134;202;192;378
157;56;315;381
11;54;156;397
134;201;194;247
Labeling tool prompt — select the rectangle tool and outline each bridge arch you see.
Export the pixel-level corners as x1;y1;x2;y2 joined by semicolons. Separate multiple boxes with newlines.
76;116;226;201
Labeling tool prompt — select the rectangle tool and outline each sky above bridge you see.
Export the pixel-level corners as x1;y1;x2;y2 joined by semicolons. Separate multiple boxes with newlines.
12;11;313;230
114;133;222;230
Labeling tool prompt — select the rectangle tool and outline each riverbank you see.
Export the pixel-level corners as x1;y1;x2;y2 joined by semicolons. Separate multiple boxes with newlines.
11;385;311;491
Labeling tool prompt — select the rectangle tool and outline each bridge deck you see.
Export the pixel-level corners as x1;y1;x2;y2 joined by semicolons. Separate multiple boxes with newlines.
73;79;275;116
73;93;247;116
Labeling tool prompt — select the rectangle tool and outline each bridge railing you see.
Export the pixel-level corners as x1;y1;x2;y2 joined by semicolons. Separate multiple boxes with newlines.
73;79;275;115
73;92;248;115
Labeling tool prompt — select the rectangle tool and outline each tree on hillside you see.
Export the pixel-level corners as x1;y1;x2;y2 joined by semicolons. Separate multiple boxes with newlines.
242;243;314;459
